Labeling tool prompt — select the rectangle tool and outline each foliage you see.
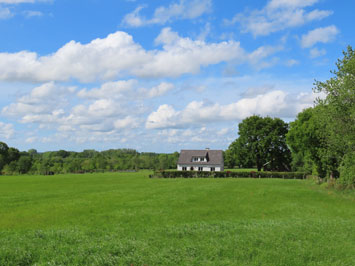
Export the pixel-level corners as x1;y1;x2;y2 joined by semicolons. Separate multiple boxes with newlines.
0;142;179;175
0;141;9;171
227;115;292;171
313;46;355;184
0;172;354;265
286;107;329;176
338;152;355;188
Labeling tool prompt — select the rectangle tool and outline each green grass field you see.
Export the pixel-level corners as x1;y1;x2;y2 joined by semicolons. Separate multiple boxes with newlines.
0;172;354;265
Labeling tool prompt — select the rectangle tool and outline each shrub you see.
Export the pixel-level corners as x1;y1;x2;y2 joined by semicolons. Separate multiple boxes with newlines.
338;152;355;189
150;171;306;179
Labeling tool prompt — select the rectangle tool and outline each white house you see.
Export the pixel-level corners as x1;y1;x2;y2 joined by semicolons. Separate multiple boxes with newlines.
177;149;224;172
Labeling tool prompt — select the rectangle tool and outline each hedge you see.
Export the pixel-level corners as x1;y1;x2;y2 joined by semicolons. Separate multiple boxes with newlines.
149;170;306;179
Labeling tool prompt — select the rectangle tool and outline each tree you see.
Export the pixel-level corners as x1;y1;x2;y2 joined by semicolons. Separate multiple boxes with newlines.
17;155;32;174
313;46;355;184
227;115;291;171
0;141;9;171
7;147;20;163
286;107;328;176
227;139;254;169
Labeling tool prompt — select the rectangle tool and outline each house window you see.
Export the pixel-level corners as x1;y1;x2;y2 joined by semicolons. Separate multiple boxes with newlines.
190;166;194;171
210;167;215;171
182;167;187;171
192;157;206;162
198;167;203;171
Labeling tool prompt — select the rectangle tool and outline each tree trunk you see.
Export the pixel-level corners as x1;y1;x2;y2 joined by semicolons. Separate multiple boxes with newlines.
256;155;262;172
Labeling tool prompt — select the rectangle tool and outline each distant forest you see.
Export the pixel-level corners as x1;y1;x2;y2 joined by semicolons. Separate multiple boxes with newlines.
0;145;179;175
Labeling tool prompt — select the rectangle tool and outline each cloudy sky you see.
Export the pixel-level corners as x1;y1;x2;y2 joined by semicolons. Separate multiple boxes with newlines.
0;0;353;152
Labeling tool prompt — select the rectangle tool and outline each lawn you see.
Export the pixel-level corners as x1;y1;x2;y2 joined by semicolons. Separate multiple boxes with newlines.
0;171;354;265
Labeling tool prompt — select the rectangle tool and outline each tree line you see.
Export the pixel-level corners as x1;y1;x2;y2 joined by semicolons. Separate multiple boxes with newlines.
225;46;354;188
0;145;179;175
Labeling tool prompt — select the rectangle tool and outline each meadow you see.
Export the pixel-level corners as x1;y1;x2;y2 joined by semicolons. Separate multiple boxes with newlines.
0;171;354;265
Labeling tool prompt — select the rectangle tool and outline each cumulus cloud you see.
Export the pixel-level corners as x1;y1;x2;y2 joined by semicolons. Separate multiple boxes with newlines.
1;81;144;137
141;82;175;98
146;90;318;129
77;79;174;100
301;25;339;48
0;122;14;139
114;116;139;129
77;80;137;99
226;0;332;37
146;104;179;129
0;28;275;82
156;127;230;145
2;82;75;122
122;0;212;27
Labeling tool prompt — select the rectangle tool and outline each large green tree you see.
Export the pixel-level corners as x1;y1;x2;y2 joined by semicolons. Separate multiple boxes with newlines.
227;115;291;171
313;46;355;185
286;107;328;176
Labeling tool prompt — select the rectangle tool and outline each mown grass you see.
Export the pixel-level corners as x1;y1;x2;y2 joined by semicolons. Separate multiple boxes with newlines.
0;171;354;265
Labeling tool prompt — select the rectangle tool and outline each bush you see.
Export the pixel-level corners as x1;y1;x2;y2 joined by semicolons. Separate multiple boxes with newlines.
150;171;306;179
338;152;355;188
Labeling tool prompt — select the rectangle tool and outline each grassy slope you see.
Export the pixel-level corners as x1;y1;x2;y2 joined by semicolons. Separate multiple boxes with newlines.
0;172;354;265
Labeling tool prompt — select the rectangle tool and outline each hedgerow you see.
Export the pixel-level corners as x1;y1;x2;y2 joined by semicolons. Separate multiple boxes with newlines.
150;171;306;179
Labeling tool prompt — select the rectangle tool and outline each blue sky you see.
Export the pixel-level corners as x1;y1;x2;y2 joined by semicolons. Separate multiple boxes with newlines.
0;0;353;152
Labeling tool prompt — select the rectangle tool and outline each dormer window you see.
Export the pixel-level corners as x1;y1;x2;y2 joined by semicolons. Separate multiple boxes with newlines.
192;156;207;162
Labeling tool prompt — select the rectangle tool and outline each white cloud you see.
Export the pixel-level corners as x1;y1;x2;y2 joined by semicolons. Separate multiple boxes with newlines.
197;22;211;41
0;122;14;139
0;6;12;19
156;127;229;145
146;104;179;129
122;0;212;27
143;82;175;98
2;82;75;121
1;81;145;138
217;128;230;136
267;0;318;9
301;25;339;48
77;80;137;99
309;47;326;58
0;0;48;20
146;90;318;129
114;116;139;129
122;5;145;27
226;0;332;37
0;28;274;82
77;79;174;100
66;99;123;128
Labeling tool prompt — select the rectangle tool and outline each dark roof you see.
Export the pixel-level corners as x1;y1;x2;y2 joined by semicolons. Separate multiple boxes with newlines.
177;150;223;165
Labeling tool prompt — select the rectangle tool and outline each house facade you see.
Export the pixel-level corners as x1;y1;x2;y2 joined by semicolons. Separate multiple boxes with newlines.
177;149;224;172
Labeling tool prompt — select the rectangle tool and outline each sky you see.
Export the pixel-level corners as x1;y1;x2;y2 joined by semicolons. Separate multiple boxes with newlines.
0;0;353;153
